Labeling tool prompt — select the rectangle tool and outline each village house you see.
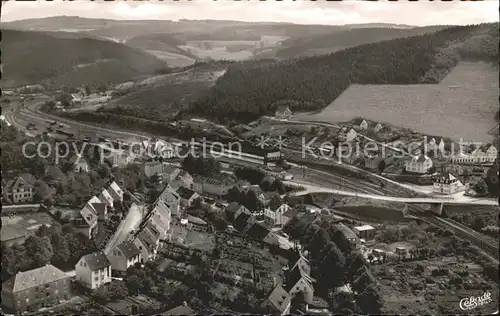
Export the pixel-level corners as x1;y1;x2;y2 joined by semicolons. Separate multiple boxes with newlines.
176;186;200;208
364;156;385;171
146;199;172;239
99;188;114;209
144;161;180;179
69;154;90;173
95;143;135;167
426;137;445;154
70;93;83;105
158;185;181;217
374;122;385;133
3;174;35;204
404;154;433;174
193;174;237;198
133;228;160;262
76;200;100;239
275;106;293;120
107;241;141;275
264;197;291;227
75;252;112;289
289;253;311;276
107;181;124;202
245;222;280;246
261;284;292;315
353;225;376;241
340;128;358;142
335;223;361;250
225;202;251;221
1;264;72;313
172;170;194;189
281;209;299;227
188;118;212;130
285;256;315;305
433;173;464;195
142;138;175;159
352;118;368;131
450;145;498;165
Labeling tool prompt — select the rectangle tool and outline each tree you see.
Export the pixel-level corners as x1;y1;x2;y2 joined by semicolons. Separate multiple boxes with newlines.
97;163;111;178
25;235;54;267
356;285;383;314
271;179;286;195
474;178;489;196
51;232;70;263
472;216;485;231
260;176;275;191
33;180;52;203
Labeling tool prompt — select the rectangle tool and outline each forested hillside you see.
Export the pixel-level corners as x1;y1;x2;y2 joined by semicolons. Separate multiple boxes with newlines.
2;29;167;88
276;25;451;58
126;33;198;60
182;23;499;123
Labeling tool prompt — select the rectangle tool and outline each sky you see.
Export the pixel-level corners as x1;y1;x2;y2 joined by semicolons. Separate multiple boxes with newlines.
1;0;498;26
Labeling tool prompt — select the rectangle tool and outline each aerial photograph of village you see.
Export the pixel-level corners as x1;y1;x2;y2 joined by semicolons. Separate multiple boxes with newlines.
1;1;498;315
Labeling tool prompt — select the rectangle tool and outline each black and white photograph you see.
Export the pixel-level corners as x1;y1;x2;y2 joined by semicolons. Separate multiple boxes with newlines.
0;0;498;315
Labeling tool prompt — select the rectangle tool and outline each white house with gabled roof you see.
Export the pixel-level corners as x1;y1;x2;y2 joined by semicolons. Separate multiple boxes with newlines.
433;173;464;195
99;189;114;209
107;181;124;202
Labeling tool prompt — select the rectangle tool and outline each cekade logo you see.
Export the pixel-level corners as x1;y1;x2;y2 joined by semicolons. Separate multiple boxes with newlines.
459;291;493;311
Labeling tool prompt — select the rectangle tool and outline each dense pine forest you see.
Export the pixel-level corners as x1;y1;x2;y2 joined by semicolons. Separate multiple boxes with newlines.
181;23;498;123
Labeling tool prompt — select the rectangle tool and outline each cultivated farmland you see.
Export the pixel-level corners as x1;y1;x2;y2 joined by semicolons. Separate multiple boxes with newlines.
295;62;498;142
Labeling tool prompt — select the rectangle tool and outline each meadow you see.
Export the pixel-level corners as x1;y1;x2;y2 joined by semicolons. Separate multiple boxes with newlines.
295;62;498;142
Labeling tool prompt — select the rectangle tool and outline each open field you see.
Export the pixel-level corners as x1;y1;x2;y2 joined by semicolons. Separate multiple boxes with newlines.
101;66;227;120
145;50;196;67
295;62;498;142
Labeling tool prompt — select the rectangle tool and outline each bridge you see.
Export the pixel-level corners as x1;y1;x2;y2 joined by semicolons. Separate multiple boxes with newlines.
285;182;498;215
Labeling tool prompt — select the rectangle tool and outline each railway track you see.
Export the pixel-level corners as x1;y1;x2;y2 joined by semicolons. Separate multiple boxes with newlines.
406;205;499;260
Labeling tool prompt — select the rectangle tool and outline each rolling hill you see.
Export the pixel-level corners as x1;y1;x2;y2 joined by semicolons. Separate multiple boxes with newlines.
1;29;167;88
276;25;452;59
181;23;499;123
2;16;425;62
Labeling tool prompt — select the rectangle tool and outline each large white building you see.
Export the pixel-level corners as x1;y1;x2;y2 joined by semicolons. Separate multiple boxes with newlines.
450;145;498;165
433;173;464;195
75;252;112;289
405;154;433;174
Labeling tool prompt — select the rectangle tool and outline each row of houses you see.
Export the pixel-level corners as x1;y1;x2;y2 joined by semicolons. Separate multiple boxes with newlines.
262;253;315;314
225;203;280;246
73;181;124;239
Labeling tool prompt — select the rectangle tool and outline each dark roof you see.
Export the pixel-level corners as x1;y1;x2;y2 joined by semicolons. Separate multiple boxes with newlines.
351;118;366;126
233;211;252;232
92;203;107;215
187;215;207;226
226;202;241;214
246;223;270;241
160;305;194;316
82;252;111;271
116;241;140;259
268;196;284;211
177;186;197;200
284;267;313;296
266;284;291;313
283;209;299;219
